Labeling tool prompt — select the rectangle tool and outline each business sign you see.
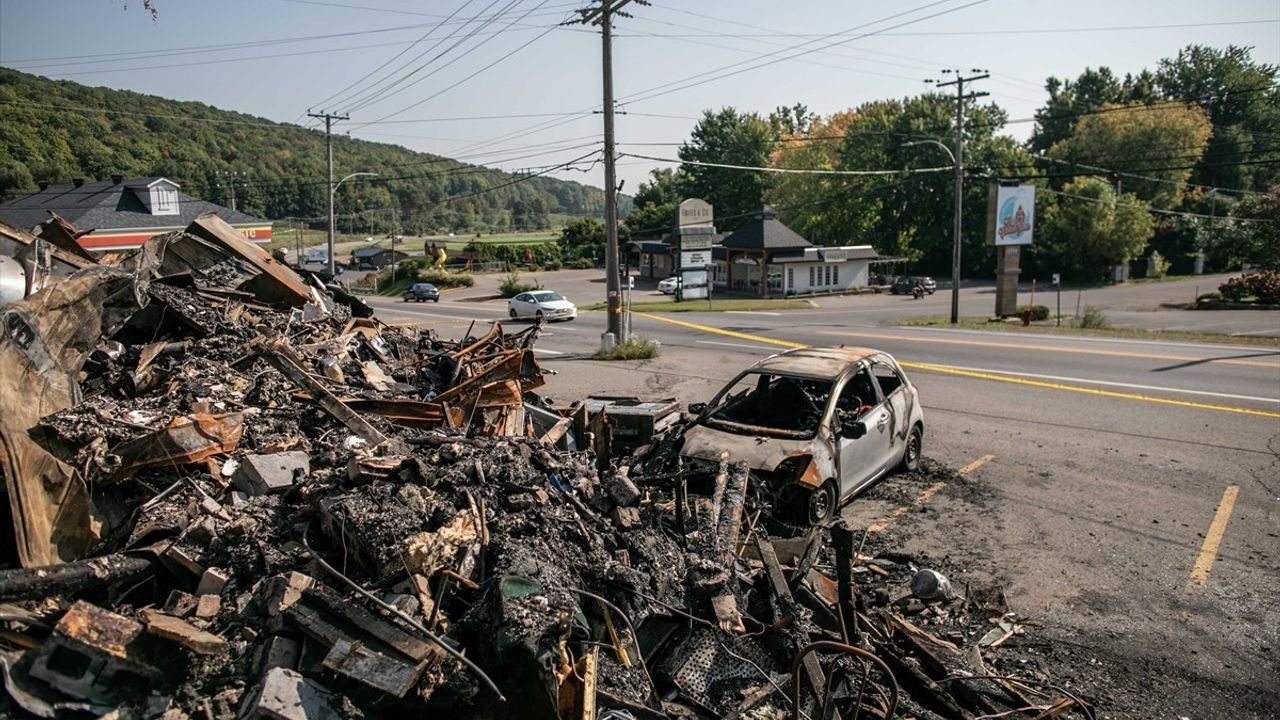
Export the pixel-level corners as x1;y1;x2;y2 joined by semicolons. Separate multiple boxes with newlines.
681;250;710;267
678;198;714;229
989;184;1035;246
820;248;848;262
679;233;713;251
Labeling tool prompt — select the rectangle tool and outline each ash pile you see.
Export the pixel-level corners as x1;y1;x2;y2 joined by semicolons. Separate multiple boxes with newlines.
0;215;1094;719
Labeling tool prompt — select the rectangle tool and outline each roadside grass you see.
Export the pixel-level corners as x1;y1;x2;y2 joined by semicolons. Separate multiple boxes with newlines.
584;299;815;313
594;337;660;360
894;316;1280;347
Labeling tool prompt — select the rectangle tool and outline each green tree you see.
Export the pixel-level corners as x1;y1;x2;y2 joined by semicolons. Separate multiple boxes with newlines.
1038;177;1154;280
677;108;777;230
765;94;1033;276
1030;67;1159;154
1155;45;1280;192
1203;188;1280;270
558;217;607;260
622;168;682;236
1046;101;1212;209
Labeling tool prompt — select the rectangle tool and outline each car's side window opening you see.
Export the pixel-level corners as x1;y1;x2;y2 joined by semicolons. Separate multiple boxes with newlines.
705;372;833;435
872;361;903;398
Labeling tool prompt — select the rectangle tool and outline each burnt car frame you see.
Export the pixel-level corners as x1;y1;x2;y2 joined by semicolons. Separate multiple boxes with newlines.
681;347;924;524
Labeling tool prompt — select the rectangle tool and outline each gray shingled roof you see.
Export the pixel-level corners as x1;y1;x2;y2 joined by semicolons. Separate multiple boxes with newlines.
0;177;265;233
721;206;813;251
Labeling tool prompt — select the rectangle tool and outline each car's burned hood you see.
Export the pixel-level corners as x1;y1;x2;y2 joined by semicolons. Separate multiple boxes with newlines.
680;422;820;472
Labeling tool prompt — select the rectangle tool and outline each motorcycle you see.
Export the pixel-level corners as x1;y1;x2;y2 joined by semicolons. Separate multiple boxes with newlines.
911;285;924;300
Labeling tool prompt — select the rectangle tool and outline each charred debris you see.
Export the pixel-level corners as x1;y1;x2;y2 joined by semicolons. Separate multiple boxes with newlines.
0;214;1094;719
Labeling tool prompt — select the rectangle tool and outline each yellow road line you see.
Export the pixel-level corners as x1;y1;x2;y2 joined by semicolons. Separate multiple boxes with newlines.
634;312;1280;419
904;361;1280;419
958;454;995;475
633;312;805;348
1184;484;1240;594
866;453;993;534
867;482;946;534
816;330;1280;369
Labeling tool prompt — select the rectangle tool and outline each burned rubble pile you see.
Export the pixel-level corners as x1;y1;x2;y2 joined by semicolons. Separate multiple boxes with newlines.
0;214;1095;719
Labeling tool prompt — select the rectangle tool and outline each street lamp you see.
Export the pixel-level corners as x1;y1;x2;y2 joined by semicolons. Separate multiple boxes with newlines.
903;139;961;324
328;172;378;276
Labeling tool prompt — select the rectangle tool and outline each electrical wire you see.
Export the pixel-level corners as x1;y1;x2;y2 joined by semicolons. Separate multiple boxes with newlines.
620;152;952;176
615;0;992;107
306;0;482;115
340;0;517;113
350;0;570;124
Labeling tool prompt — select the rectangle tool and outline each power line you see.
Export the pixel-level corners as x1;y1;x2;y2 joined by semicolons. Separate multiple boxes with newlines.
616;0;992;107
613;18;1280;39
619;152;952;176
1027;183;1277;224
341;0;520;113
350;0;569;123
305;0;482;116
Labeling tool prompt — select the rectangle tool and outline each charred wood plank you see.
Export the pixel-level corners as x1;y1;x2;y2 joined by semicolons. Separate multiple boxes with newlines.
0;554;154;602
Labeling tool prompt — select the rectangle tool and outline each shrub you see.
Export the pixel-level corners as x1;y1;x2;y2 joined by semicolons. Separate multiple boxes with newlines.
417;267;474;288
1078;305;1110;329
568;258;595;270
595;337;660;360
498;272;542;298
1219;271;1280;303
1018;304;1051;321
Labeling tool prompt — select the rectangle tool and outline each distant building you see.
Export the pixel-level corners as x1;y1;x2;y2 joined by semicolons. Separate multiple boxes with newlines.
0;175;271;251
350;246;409;269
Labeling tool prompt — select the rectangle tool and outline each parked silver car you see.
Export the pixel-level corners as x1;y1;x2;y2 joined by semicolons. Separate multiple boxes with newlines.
681;347;924;524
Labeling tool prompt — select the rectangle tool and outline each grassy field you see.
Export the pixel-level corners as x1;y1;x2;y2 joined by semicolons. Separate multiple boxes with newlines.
895;316;1280;346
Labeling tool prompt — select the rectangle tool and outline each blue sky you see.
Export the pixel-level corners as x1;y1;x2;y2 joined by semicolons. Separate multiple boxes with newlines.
1;0;1276;192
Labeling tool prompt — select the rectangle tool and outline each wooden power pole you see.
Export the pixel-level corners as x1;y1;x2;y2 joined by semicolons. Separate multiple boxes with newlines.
934;69;987;324
308;110;349;276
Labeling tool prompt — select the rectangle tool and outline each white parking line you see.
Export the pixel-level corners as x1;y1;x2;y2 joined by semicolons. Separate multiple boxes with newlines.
696;340;778;351
929;362;1280;404
533;348;566;355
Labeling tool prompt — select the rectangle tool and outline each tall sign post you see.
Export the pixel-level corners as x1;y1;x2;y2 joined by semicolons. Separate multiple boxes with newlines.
986;183;1036;317
676;199;713;301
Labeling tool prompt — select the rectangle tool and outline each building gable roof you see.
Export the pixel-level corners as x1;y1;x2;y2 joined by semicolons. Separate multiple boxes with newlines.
0;176;263;233
721;206;812;251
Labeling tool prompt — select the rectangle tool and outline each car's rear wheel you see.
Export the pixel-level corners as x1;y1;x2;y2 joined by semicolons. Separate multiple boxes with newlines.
509;308;518;319
897;424;922;473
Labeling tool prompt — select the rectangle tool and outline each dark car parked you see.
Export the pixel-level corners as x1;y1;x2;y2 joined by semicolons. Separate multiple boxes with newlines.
403;282;440;303
891;275;937;295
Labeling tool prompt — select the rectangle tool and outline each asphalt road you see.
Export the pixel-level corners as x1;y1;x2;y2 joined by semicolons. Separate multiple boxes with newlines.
366;275;1280;717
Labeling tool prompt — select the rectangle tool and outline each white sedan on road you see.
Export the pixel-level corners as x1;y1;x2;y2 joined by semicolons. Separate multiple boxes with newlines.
657;276;679;294
507;290;577;322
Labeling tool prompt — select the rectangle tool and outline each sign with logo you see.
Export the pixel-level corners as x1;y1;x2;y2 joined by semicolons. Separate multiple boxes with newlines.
989;184;1035;246
678;198;713;229
820;248;848;262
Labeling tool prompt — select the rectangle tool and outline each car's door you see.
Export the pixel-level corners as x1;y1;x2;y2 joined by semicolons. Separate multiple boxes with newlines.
870;358;910;469
834;364;889;497
512;293;531;316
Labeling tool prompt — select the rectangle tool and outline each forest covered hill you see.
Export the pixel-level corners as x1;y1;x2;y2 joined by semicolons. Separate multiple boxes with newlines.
0;68;617;234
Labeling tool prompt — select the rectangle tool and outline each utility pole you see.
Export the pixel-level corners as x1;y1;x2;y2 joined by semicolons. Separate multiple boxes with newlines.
578;0;642;344
309;110;349;276
933;69;987;324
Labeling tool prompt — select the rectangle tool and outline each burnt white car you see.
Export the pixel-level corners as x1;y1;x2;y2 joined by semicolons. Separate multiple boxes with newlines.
681;347;924;524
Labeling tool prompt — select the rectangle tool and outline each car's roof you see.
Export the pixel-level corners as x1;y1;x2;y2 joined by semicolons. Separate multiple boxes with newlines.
749;346;883;379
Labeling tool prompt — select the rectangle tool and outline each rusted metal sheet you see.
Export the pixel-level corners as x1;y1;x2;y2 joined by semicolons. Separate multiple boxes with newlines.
0;262;150;566
110;412;244;478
